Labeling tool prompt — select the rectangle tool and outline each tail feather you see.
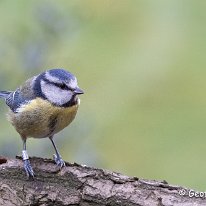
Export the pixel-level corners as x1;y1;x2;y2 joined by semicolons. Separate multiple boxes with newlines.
0;91;12;98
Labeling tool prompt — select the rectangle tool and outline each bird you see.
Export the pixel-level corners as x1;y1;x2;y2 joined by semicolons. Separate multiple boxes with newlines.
0;68;84;178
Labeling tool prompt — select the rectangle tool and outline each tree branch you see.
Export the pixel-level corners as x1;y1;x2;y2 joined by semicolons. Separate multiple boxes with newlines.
0;156;204;206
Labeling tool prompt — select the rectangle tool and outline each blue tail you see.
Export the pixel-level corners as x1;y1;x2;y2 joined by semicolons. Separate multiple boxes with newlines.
0;91;12;98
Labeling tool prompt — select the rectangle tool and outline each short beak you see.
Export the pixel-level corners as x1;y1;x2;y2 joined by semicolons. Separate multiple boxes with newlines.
74;87;84;95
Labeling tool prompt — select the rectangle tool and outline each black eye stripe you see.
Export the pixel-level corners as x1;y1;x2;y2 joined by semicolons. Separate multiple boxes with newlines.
54;82;68;90
42;78;72;91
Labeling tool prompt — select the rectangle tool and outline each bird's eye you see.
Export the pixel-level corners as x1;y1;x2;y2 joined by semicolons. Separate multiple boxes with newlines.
59;83;67;90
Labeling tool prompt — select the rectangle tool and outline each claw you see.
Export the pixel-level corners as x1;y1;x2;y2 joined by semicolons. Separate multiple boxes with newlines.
23;159;34;178
53;154;65;168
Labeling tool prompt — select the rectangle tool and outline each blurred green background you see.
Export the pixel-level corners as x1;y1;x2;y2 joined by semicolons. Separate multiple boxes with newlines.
0;0;206;190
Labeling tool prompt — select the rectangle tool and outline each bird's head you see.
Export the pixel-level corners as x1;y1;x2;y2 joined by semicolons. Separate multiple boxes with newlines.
34;68;84;107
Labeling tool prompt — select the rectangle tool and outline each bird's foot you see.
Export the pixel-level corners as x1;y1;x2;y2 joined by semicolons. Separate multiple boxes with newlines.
23;159;34;178
53;154;65;168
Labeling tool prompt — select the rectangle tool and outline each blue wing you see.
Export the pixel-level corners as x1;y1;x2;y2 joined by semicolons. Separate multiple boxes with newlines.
4;89;22;112
0;89;30;113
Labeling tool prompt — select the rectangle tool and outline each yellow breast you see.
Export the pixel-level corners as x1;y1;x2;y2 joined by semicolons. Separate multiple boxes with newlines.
7;98;79;138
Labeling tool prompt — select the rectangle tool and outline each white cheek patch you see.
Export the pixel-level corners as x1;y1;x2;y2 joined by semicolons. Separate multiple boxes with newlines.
41;80;73;105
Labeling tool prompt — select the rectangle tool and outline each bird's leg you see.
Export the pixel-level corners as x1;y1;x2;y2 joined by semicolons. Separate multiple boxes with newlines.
49;136;65;167
22;139;34;178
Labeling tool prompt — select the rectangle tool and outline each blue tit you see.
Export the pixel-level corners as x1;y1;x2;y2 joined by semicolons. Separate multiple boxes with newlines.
0;68;84;178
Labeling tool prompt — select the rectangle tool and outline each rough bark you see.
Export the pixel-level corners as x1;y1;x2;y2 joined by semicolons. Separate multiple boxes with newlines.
0;156;204;206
